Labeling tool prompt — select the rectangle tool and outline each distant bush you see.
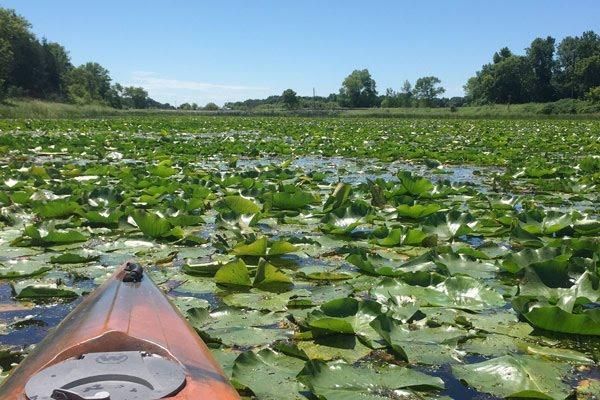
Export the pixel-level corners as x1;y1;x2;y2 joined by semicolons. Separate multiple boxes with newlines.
536;99;600;115
586;87;600;104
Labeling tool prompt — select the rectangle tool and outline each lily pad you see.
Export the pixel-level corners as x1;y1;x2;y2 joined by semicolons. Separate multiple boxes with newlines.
452;355;573;399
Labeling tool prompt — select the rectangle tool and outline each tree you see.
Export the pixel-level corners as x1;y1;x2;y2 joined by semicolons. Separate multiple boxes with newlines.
527;36;555;101
0;8;45;97
574;55;600;95
493;47;513;64
413;76;445;106
40;40;72;99
204;102;219;111
105;83;123;109
489;56;534;103
339;69;378;107
122;86;148;109
281;89;299;109
66;62;112;104
0;38;12;100
401;80;412;95
179;103;192;110
555;31;600;98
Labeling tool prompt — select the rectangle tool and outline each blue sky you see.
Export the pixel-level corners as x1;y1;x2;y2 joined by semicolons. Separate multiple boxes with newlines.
2;0;599;105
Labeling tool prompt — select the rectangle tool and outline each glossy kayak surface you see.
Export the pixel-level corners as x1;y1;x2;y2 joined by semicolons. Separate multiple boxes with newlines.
0;263;240;400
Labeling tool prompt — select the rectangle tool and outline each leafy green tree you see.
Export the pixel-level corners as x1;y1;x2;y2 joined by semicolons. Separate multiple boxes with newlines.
66;62;112;104
401;80;412;95
555;31;600;98
179;103;192;110
527;37;555;101
339;69;378;107
493;47;513;64
413;76;445;106
40;40;72;99
489;56;533;103
282;89;299;109
586;86;600;103
104;83;123;108
122;86;148;109
204;102;219;111
574;54;600;96
0;8;45;96
0;38;12;100
400;80;414;107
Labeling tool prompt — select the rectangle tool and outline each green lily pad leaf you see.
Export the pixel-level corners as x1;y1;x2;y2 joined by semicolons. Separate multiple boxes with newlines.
572;215;600;236
149;160;177;177
296;334;373;363
268;240;298;256
513;299;600;336
50;253;99;264
169;296;210;314
13;225;88;247
307;298;381;342
215;259;252;288
253;261;293;292
13;283;78;299
376;227;434;247
323;183;352;212
423;211;475;241
502;246;564;274
434;252;498;279
232;349;306;400
346;253;402;277
182;261;222;277
452;355;573;400
223;288;310;311
371;314;468;364
83;210;122;228
519;211;573;236
0;262;51;279
131;210;172;239
300;359;444;400
397;171;434;197
272;189;316;210
216;195;261;215
511;225;545;248
232;236;268;256
396;203;441;219
301;270;355;281
209;347;239;380
321;201;372;236
188;307;291;347
519;342;594;364
371;276;504;311
34;199;80;219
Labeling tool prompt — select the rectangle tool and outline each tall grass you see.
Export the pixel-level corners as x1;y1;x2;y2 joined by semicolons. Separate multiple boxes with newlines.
1;98;598;120
0;99;120;119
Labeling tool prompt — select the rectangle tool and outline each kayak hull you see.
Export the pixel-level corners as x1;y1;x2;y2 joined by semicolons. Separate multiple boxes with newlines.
0;264;240;399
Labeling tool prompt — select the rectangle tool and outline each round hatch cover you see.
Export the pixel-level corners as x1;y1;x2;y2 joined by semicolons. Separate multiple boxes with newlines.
25;351;186;400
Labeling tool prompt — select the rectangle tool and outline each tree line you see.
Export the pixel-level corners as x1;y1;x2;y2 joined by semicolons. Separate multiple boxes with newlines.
465;32;600;104
226;72;462;111
1;6;598;110
0;7;172;109
227;32;599;111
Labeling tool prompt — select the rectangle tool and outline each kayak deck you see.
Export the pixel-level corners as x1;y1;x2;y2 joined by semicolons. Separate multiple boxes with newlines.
0;263;240;399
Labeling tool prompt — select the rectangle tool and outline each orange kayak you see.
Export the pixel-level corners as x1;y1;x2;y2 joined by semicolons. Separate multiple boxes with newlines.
0;262;240;400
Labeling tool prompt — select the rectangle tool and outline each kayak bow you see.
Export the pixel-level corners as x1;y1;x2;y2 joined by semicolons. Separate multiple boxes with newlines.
0;262;240;400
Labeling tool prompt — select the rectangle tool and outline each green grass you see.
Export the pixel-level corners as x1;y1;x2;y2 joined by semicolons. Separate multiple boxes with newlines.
0;99;120;118
1;98;598;119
